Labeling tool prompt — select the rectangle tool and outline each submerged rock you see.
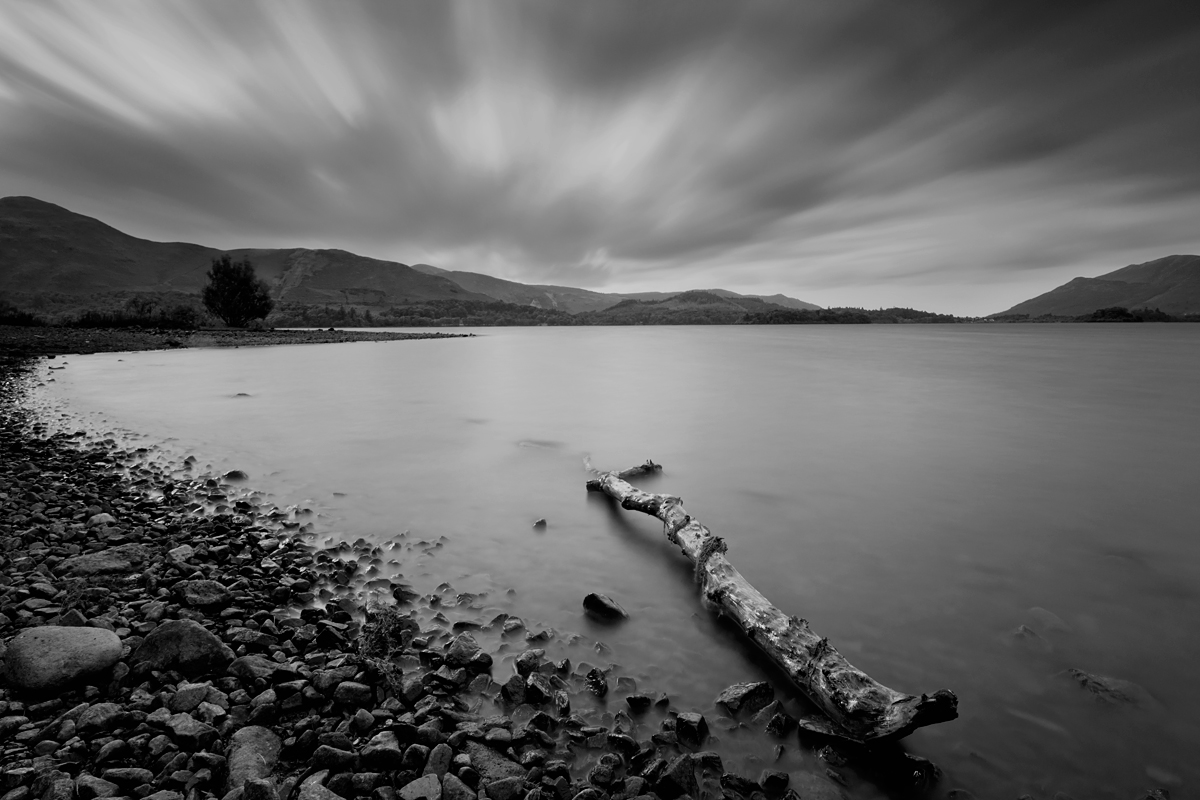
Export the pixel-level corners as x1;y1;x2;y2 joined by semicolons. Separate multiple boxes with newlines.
1066;669;1154;706
582;593;628;621
4;625;122;690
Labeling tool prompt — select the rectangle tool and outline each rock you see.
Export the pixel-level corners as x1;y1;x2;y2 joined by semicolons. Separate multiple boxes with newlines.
441;774;474;800
1066;669;1154;706
585;668;608;698
759;770;789;796
225;726;282;792
77;703;127;736
299;784;343;800
3;625;122;690
582;593;628;621
485;778;524;800
424;743;453;777
676;712;709;747
656;754;697;800
86;513;117;527
334;681;374;706
362;731;406;770
399;775;441;800
176;580;233;608
167;544;194;562
229;655;284;683
165;712;219;749
57;609;88;627
464;742;525;783
55;543;151;577
443;634;482;668
100;768;155;786
312;745;357;770
131;619;234;677
626;694;653;713
75;774;120;800
532;519;547;529
169;682;211;713
244;779;278;800
715;682;774;716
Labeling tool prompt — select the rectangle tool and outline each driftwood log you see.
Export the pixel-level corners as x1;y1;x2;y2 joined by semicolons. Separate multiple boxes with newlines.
586;460;958;744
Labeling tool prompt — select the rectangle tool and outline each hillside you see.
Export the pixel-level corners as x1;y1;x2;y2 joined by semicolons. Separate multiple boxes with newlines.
577;290;784;325
409;264;619;313
997;255;1200;317
0;197;490;308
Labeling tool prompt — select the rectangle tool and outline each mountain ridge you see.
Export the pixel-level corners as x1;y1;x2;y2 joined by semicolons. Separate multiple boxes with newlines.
996;254;1200;317
0;195;821;315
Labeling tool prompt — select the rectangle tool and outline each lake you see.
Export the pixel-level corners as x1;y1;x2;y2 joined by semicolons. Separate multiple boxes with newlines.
33;325;1200;799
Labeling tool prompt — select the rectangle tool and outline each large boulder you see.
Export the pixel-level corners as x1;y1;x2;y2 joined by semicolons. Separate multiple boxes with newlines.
4;625;122;691
130;619;233;677
55;543;152;577
225;726;282;793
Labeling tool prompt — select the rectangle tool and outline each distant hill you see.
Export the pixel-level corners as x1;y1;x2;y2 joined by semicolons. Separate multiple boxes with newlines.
0;195;826;319
997;255;1200;317
409;264;620;313
408;264;821;313
578;290;799;325
0;196;491;307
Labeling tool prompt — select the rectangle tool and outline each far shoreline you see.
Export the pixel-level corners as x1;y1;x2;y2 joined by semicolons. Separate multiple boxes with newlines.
0;325;473;357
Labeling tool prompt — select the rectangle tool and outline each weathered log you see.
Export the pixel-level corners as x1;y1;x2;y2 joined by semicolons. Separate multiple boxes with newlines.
585;461;957;744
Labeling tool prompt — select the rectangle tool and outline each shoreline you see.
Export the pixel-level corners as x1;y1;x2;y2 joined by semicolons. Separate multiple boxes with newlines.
0;353;882;800
0;327;472;357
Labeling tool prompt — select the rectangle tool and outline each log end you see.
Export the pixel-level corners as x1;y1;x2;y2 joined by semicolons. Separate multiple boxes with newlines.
585;478;604;493
868;688;959;743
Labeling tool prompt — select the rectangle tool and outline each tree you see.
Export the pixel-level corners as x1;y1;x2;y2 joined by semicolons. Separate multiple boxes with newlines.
202;255;273;327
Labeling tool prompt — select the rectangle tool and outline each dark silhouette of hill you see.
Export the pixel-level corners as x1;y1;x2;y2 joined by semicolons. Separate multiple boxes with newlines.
997;255;1200;317
0;196;491;307
409;264;621;313
408;265;821;313
577;290;757;324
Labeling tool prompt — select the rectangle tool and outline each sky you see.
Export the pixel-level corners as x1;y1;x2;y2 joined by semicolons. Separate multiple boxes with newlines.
1;1;1199;315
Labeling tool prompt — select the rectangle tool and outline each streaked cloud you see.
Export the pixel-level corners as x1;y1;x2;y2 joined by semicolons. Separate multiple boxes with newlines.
1;0;1198;314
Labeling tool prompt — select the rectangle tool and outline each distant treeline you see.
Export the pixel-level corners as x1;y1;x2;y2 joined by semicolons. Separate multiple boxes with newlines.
267;298;968;327
992;306;1200;323
0;294;207;329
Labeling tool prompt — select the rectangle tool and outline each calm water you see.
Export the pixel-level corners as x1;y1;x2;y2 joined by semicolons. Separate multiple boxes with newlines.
35;325;1200;798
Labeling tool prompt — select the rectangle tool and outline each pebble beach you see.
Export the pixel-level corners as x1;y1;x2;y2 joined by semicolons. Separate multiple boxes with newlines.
0;334;900;800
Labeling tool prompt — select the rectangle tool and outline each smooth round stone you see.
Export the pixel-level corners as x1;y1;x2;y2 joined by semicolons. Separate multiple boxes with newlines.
4;626;122;691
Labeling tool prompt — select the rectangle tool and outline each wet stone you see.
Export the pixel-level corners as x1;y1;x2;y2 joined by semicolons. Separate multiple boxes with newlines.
715;682;774;716
582;593;628;621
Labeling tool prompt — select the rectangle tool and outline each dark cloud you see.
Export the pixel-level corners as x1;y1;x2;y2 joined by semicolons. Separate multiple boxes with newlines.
1;0;1198;314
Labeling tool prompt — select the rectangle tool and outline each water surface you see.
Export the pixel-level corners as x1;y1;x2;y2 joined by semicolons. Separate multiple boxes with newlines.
38;325;1200;798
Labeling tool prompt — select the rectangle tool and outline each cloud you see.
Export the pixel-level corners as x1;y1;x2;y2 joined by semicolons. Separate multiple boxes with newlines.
1;0;1198;314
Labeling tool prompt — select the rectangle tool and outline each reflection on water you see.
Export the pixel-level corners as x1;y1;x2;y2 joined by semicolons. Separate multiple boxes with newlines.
40;325;1200;798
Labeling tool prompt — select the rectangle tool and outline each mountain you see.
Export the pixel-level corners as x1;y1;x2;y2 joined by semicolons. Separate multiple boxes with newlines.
997;255;1200;317
409;264;620;313
410;263;822;313
0;195;218;294
0;196;491;305
0;195;823;316
577;290;782;324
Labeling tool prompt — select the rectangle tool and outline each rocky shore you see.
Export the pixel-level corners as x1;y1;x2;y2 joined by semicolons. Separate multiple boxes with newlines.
0;350;899;800
0;327;469;357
